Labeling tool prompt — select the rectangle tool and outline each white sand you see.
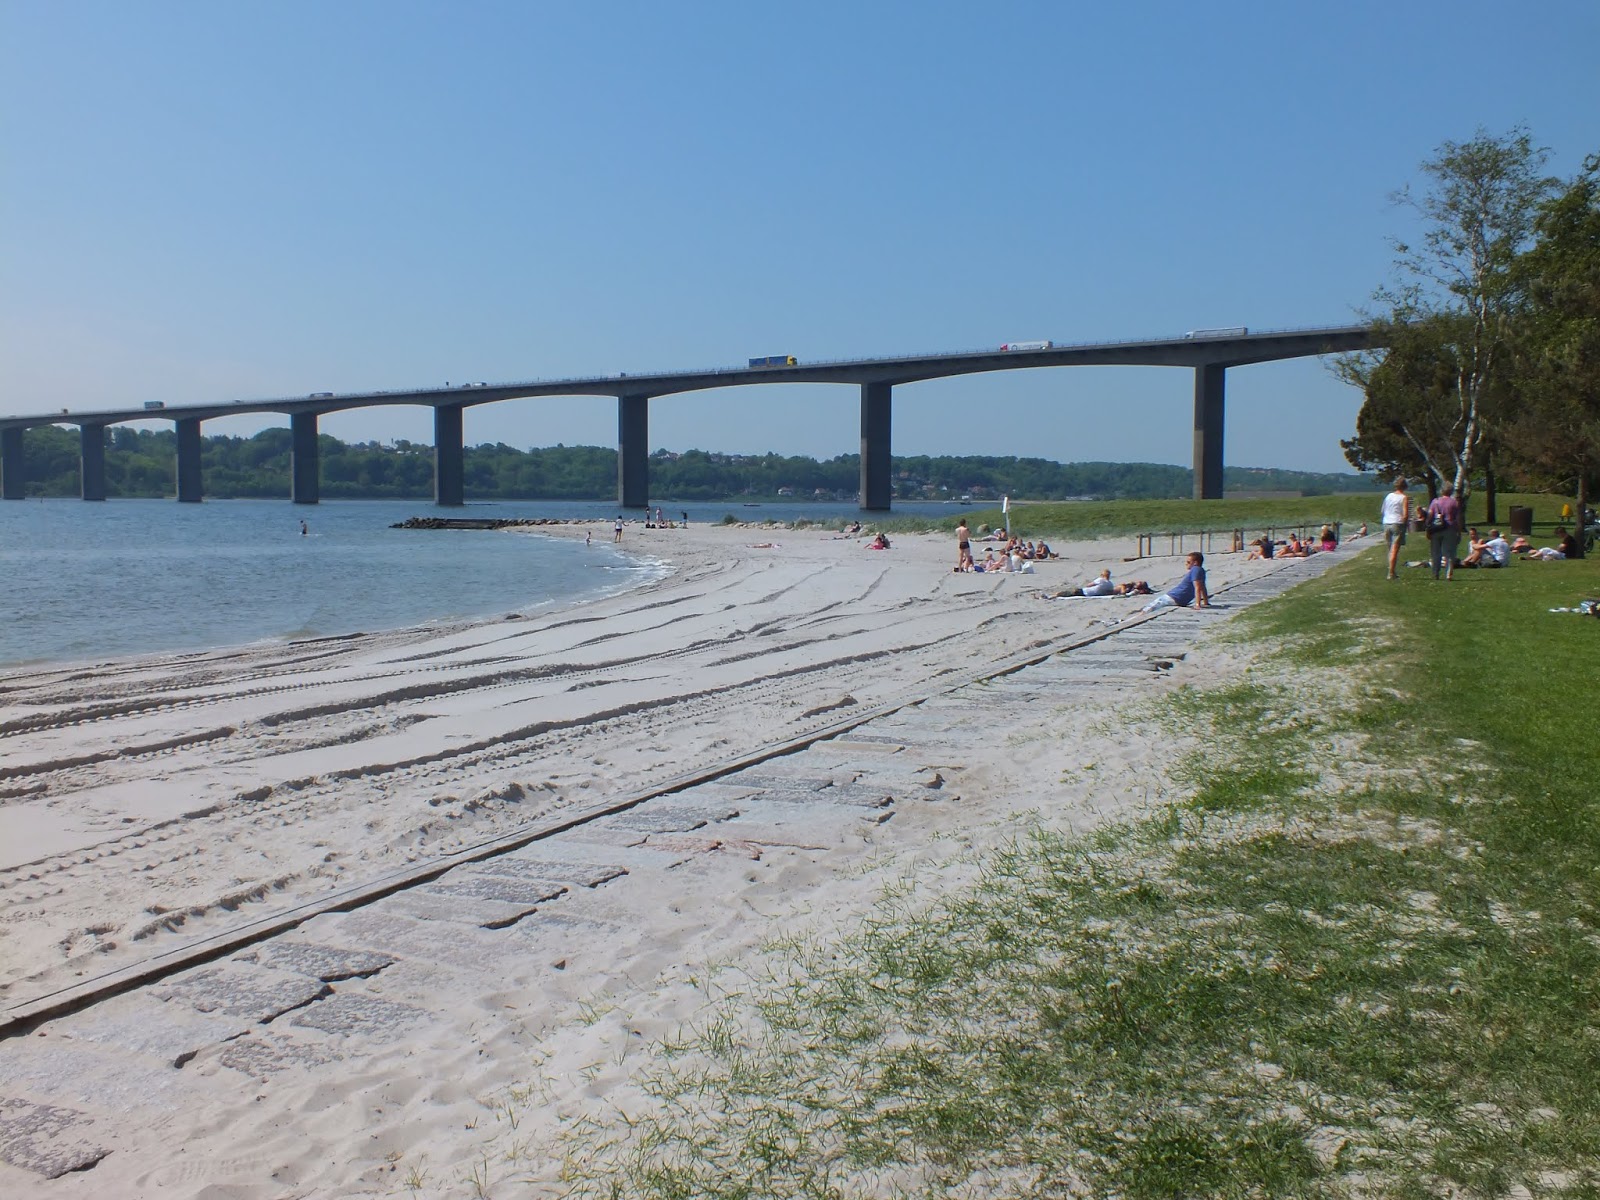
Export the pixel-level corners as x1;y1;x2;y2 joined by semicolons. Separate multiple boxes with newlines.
0;522;1336;1197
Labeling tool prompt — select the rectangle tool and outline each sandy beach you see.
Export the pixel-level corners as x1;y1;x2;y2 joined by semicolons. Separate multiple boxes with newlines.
0;521;1342;1197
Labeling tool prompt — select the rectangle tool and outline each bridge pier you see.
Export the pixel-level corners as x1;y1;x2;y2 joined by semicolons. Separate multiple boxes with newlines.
1;428;24;500
618;394;649;509
175;418;203;503
859;382;892;511
80;425;107;501
291;412;320;504
1192;364;1226;501
434;404;465;507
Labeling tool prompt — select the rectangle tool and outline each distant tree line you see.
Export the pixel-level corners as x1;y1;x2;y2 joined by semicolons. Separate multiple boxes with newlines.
8;425;1376;502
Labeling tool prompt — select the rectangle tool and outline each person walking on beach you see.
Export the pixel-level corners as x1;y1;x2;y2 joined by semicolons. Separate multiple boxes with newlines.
955;519;973;571
1424;482;1463;580
614;516;623;543
1381;477;1410;579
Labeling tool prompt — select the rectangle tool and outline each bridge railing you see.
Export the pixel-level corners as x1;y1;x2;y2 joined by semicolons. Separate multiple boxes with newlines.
118;325;1381;412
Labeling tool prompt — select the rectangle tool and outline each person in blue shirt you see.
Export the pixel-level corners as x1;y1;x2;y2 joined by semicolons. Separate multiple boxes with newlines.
1142;551;1211;612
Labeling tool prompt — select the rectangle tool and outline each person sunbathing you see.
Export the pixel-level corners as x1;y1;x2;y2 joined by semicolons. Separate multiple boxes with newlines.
1113;580;1153;596
1526;528;1578;560
1246;537;1273;561
1045;569;1113;598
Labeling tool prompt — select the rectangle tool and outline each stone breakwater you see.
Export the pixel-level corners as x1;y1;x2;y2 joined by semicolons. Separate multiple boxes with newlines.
389;516;581;530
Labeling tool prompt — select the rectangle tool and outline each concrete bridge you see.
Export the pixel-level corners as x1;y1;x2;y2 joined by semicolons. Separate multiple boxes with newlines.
0;325;1376;509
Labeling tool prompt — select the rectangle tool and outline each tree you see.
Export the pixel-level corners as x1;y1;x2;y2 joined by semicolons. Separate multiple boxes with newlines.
1508;153;1600;558
1339;127;1558;501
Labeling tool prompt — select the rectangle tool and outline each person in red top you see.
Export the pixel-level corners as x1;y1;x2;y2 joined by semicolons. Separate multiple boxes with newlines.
1425;482;1464;579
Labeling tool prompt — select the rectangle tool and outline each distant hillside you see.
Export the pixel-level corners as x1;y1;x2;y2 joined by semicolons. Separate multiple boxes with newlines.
10;426;1379;501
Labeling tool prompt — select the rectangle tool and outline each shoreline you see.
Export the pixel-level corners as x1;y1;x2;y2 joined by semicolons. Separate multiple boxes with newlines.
0;524;1343;1196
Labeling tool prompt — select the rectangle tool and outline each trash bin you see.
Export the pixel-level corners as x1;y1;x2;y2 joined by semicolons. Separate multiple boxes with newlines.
1509;506;1533;536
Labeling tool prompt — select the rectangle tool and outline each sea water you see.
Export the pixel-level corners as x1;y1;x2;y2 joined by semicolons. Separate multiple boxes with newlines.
0;498;961;668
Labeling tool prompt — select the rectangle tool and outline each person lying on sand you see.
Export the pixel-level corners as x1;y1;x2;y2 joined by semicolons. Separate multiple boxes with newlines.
1045;569;1114;598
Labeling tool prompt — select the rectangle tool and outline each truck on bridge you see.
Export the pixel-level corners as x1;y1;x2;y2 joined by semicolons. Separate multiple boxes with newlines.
1000;340;1052;351
1184;326;1248;339
748;355;797;368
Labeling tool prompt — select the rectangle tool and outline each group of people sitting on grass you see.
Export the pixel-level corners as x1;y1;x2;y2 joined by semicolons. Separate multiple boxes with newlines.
1457;526;1580;565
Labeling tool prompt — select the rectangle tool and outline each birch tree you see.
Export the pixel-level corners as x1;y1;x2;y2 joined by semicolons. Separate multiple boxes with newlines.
1338;128;1556;500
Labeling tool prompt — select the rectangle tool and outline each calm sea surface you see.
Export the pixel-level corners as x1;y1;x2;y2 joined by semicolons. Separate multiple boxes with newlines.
0;498;960;668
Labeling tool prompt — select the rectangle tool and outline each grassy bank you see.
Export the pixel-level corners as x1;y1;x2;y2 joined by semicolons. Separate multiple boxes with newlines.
864;491;1581;543
548;548;1600;1198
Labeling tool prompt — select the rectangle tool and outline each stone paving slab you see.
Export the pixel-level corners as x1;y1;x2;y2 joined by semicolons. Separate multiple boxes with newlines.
472;857;628;889
313;910;518;971
600;803;740;833
721;774;835;793
289;993;431;1039
0;1037;217;1114
705;819;848;850
548;825;734;862
50;995;248;1068
216;1033;344;1079
378;888;544;930
0;1096;108;1179
740;784;844;807
239;942;397;982
150;964;330;1023
848;772;950;797
503;836;694;872
424;873;568;907
812;783;895;808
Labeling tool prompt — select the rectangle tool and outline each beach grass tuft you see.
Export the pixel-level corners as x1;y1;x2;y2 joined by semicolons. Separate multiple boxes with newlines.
547;547;1600;1197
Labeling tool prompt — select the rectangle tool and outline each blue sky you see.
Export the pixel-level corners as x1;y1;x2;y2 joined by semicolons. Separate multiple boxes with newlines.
3;1;1596;474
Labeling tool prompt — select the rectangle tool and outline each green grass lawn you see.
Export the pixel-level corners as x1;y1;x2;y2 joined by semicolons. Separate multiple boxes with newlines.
549;547;1600;1199
866;490;1587;544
